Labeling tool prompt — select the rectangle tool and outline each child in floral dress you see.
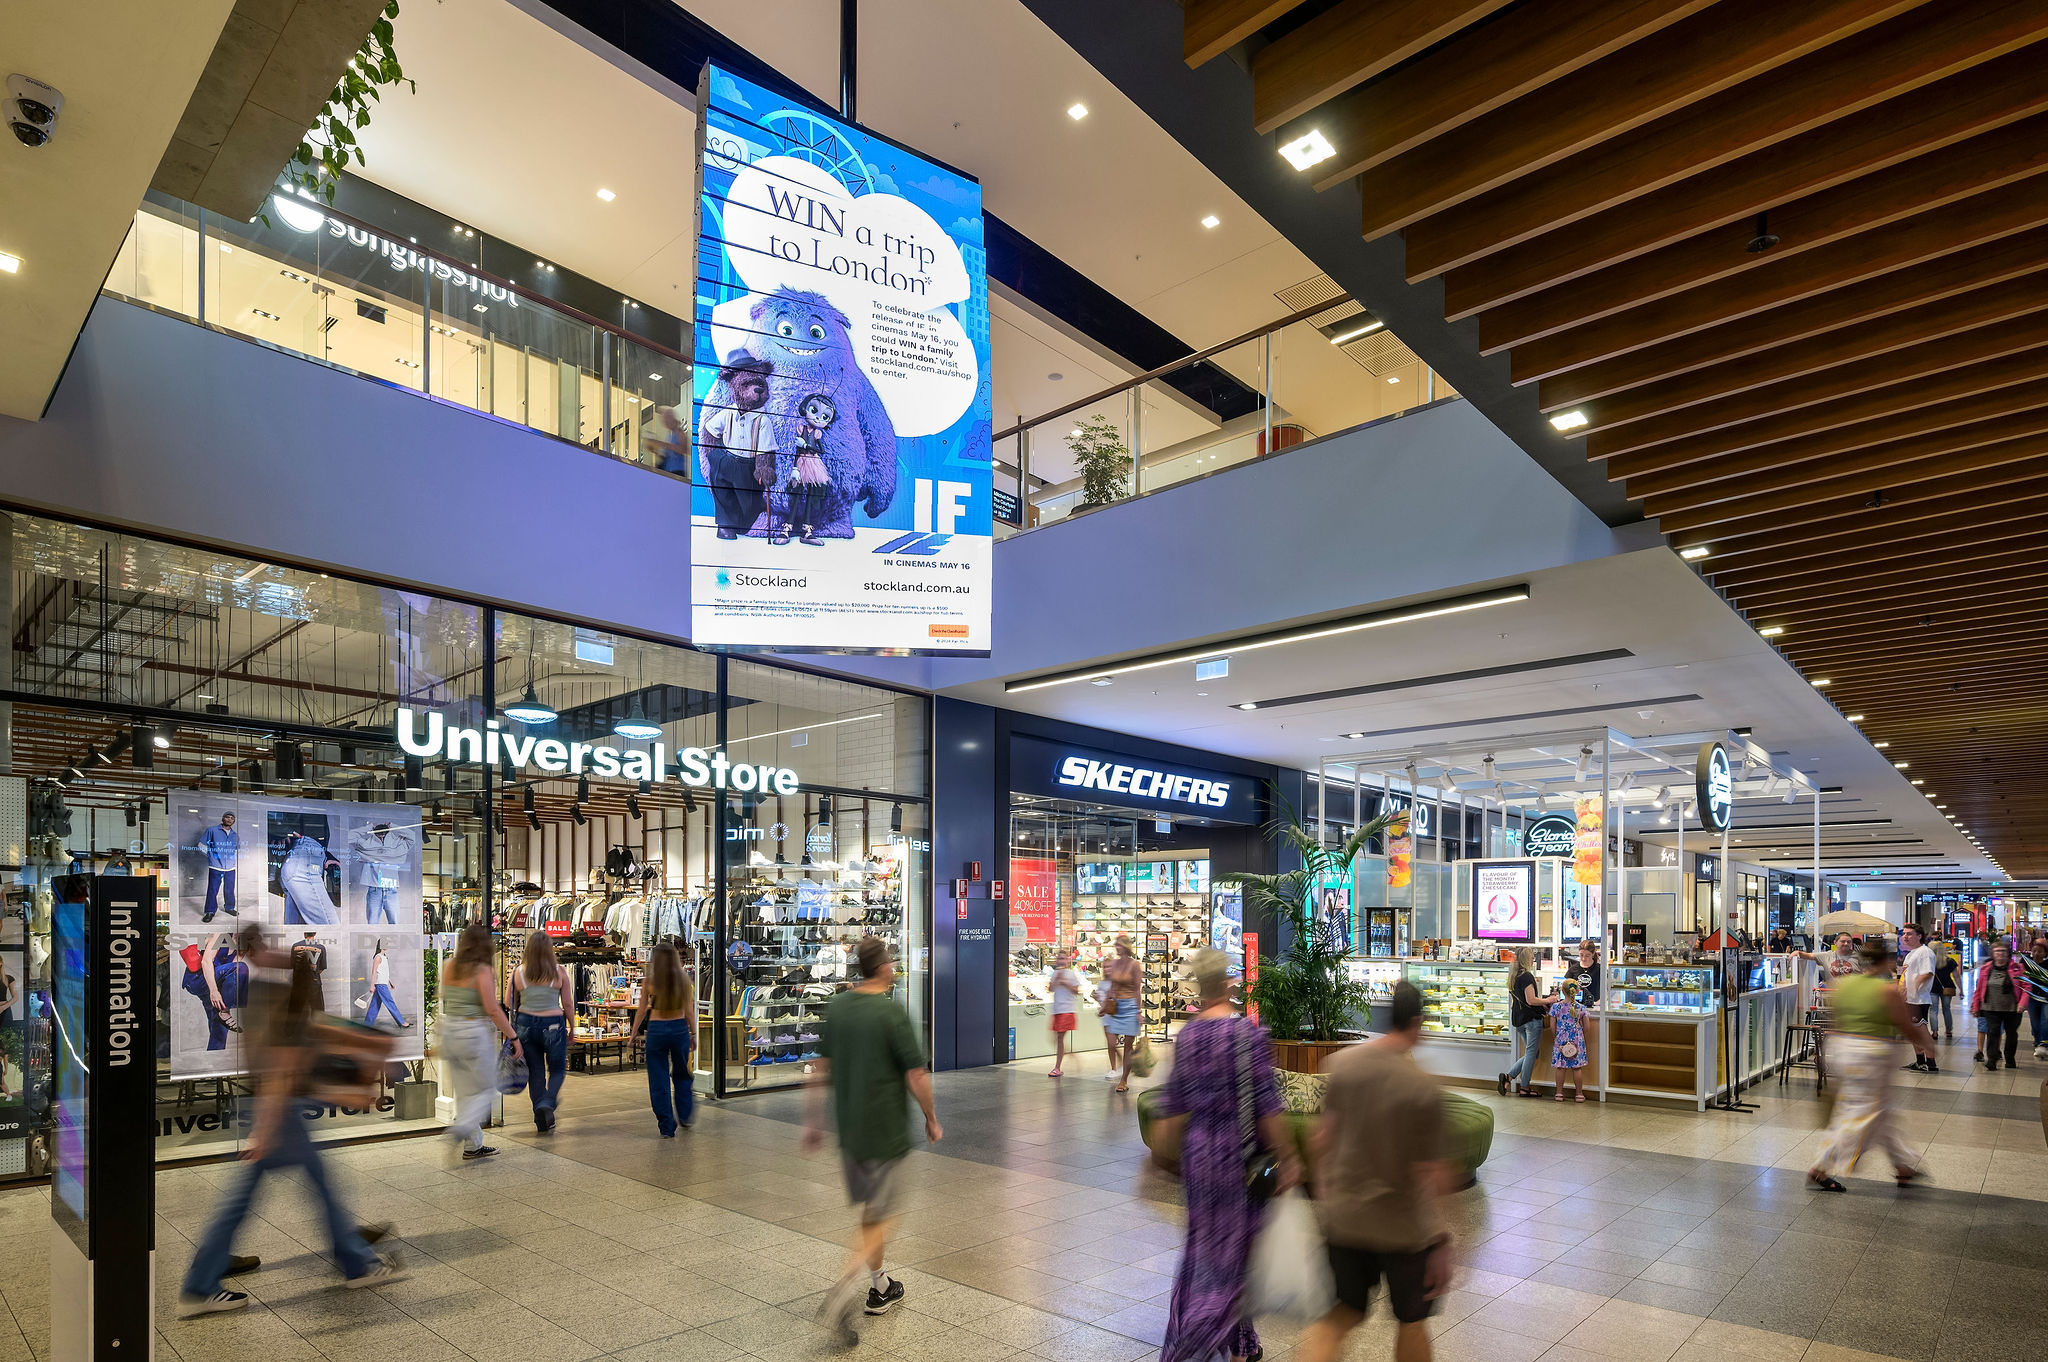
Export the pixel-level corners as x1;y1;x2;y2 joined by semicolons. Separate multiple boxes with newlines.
1551;978;1590;1102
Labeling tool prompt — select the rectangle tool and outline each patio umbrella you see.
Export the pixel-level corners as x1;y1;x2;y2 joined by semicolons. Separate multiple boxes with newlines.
1815;910;1893;937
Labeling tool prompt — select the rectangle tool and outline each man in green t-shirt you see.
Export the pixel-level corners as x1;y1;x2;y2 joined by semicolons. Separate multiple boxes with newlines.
804;936;942;1345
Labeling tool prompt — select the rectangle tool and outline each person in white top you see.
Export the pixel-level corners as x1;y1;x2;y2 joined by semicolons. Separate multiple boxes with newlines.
1047;950;1083;1078
1899;924;1939;1073
363;939;410;1029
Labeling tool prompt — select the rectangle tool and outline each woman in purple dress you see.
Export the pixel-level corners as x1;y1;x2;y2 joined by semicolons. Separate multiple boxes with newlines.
1155;950;1300;1362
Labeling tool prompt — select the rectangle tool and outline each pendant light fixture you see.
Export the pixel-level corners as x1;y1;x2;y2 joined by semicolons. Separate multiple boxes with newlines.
613;694;661;741
503;651;556;725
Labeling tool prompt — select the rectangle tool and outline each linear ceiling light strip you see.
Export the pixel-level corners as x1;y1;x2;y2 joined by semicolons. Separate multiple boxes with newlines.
1003;586;1531;694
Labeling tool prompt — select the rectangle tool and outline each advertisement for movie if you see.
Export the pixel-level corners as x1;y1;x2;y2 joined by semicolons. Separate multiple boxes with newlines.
691;64;993;655
167;795;424;1077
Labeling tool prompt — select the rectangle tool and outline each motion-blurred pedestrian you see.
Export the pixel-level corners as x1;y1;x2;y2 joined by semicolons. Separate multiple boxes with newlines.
1808;938;1933;1192
440;923;518;1161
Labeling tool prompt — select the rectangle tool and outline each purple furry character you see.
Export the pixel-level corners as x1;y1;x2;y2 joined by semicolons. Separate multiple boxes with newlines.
744;290;897;538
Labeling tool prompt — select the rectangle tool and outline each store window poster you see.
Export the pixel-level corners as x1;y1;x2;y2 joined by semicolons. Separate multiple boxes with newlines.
1179;859;1210;895
0;946;22;1023
1129;860;1174;894
1474;862;1535;942
692;64;993;654
1012;858;1059;943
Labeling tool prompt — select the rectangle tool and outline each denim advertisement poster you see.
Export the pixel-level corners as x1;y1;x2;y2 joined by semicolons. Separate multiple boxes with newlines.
169;795;424;1077
691;63;992;655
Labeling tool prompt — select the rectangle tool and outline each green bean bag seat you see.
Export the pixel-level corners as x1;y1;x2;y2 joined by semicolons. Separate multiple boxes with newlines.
1136;1080;1493;1189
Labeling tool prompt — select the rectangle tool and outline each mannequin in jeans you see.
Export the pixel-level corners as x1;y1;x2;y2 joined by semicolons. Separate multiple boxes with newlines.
1498;947;1556;1098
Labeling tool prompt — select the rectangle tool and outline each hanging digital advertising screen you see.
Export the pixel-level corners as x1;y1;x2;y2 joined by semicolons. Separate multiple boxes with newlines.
1472;860;1535;943
691;64;993;654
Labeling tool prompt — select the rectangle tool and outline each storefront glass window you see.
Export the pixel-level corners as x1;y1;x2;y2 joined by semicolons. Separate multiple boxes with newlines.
0;509;929;1182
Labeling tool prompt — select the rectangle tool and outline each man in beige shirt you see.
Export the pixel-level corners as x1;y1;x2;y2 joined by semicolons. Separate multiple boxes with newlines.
1300;980;1454;1362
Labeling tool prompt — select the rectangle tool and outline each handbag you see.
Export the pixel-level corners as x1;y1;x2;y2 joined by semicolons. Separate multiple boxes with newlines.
496;1037;529;1095
1237;1022;1280;1200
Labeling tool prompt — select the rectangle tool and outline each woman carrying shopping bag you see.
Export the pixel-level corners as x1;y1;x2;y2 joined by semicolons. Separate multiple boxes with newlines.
440;925;518;1162
1153;949;1299;1362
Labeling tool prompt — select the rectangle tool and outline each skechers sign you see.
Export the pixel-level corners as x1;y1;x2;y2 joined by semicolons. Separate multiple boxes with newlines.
1011;735;1257;823
1696;742;1733;833
397;708;800;794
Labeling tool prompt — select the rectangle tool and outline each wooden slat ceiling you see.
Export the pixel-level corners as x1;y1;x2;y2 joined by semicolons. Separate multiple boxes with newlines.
1186;0;2048;877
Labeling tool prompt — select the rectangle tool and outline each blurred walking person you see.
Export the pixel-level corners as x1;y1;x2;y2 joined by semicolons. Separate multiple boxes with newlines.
506;930;574;1133
628;942;697;1135
1299;981;1454;1362
1154;949;1297;1362
803;938;941;1346
1101;934;1143;1092
179;928;407;1314
1808;938;1934;1192
1047;949;1083;1077
440;924;518;1162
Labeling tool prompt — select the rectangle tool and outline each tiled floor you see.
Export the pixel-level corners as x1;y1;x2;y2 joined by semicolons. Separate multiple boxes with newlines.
1;1026;2042;1362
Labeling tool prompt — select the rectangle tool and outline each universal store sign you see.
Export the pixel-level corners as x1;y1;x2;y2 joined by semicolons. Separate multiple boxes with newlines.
397;707;800;793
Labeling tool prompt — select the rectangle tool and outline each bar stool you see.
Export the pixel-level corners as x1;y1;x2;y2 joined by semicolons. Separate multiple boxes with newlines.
1781;1019;1826;1090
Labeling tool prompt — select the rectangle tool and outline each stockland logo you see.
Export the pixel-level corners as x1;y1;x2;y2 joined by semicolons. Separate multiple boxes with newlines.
717;572;731;587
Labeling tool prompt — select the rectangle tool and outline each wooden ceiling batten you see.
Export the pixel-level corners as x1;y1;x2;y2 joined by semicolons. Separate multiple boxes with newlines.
1186;0;2048;871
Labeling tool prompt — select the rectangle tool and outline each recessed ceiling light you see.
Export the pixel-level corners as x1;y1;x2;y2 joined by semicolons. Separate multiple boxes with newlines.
1894;760;1909;769
1089;677;1113;687
395;356;420;368
250;308;281;321
1329;319;1384;345
1550;409;1589;432
1911;779;1924;786
1811;678;1831;687
1758;625;1784;637
1279;128;1336;170
649;372;663;382
279;268;311;283
473;303;488;313
1341;731;1364;740
1845;714;1864;722
0;251;20;274
1201;214;1220;229
596;188;616;201
1386;375;1401;384
1679;545;1710;560
1235;702;1259;711
1067;102;1088;120
1873;740;1889;749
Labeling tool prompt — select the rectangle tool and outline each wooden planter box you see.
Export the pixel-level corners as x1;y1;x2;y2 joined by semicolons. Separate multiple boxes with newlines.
1273;1039;1352;1074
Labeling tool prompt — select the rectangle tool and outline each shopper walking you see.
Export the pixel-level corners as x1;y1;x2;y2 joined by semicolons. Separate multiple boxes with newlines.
439;924;518;1161
1807;939;1934;1193
1100;934;1144;1093
1047;949;1083;1077
804;937;940;1346
628;942;696;1136
179;935;406;1314
1299;981;1453;1362
1154;949;1296;1362
1932;945;1960;1040
2026;936;2048;1060
506;931;573;1134
363;939;409;1028
1899;925;1939;1073
1498;947;1553;1098
1970;941;2031;1070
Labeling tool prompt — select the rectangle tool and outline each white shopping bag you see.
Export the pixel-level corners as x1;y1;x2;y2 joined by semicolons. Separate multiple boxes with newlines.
1246;1189;1335;1323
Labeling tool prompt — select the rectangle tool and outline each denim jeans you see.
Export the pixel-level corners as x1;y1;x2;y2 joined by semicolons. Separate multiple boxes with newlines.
203;867;236;918
442;1015;498;1150
364;885;398;924
1931;993;1954;1035
644;1019;695;1135
518;1012;568;1117
2029;996;2047;1047
1509;1018;1545;1090
182;1101;376;1295
365;982;406;1027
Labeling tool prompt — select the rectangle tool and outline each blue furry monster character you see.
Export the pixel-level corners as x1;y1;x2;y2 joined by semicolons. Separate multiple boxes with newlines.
741;290;898;538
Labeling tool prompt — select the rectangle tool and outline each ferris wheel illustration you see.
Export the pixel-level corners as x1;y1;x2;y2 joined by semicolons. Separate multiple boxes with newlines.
759;106;876;196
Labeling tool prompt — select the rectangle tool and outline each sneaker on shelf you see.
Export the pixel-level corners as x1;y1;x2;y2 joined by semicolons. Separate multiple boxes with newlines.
865;1277;905;1315
344;1256;412;1290
180;1290;249;1316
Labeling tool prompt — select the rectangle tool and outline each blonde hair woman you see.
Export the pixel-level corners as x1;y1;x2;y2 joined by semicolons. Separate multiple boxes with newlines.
628;943;696;1136
440;924;518;1161
505;931;575;1134
1498;946;1555;1098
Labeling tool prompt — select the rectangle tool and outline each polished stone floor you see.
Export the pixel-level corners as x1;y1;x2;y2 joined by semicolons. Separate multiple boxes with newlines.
1;1027;2043;1362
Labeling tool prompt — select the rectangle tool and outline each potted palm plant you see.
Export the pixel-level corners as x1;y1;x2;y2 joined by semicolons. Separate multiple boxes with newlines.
1222;801;1400;1074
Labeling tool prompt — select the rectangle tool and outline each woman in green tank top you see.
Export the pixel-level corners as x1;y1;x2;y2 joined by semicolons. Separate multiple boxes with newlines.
1808;938;1934;1194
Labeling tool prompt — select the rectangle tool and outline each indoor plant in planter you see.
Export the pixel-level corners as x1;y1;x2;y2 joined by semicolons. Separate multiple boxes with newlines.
1222;802;1399;1075
1066;414;1131;511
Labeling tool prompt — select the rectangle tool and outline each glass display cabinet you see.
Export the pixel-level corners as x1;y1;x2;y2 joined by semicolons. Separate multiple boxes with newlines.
1606;963;1718;1015
1345;958;1405;1002
1405;960;1511;1040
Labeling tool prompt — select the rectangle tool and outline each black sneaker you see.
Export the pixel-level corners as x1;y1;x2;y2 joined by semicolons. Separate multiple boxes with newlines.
226;1253;261;1276
357;1222;392;1246
461;1145;499;1161
1903;1059;1927;1072
180;1290;248;1316
1924;1062;1940;1074
865;1278;904;1315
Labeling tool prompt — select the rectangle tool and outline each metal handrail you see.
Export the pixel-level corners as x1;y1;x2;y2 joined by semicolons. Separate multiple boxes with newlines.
992;301;1337;443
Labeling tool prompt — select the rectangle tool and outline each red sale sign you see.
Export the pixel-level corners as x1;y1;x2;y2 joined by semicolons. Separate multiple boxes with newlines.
1011;857;1060;944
